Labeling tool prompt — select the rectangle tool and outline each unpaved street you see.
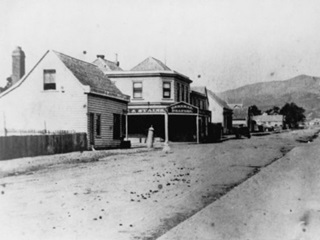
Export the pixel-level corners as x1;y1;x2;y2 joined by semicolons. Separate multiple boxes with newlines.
0;129;319;240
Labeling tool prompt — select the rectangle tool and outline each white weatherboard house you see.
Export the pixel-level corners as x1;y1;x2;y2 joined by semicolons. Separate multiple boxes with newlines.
0;49;129;149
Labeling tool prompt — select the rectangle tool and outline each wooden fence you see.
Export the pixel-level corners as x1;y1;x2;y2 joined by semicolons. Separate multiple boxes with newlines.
0;133;87;160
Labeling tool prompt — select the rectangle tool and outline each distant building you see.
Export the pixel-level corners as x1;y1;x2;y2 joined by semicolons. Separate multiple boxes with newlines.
252;113;284;129
96;56;211;143
0;49;129;149
309;118;320;126
190;86;211;140
228;103;249;127
92;54;122;72
207;91;233;134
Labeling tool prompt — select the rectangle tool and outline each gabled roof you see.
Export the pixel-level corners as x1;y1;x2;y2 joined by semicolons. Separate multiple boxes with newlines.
131;57;171;71
228;103;243;109
92;57;123;71
0;51;50;99
208;91;231;110
232;106;248;120
105;56;192;83
191;86;207;96
190;86;208;103
54;51;129;101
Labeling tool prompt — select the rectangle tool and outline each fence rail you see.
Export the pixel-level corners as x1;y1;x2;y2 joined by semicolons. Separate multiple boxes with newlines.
0;133;87;161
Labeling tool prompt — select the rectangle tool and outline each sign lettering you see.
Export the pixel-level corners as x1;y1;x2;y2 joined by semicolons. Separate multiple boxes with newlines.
168;103;198;114
129;108;166;114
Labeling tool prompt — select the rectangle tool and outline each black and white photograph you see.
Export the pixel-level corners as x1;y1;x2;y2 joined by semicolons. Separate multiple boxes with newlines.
1;0;320;239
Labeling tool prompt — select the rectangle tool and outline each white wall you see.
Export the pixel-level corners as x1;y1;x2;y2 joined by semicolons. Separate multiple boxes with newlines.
112;76;175;104
0;51;88;135
208;97;224;124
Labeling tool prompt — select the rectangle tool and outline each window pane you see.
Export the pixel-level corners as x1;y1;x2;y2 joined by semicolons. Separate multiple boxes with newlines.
133;82;142;98
163;82;171;98
44;70;56;83
164;82;170;89
96;114;101;136
134;82;142;88
134;92;142;98
113;114;121;139
44;70;56;90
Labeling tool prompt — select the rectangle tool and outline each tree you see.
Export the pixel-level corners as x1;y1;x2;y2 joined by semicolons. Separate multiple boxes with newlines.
280;102;305;128
249;105;262;116
266;106;280;115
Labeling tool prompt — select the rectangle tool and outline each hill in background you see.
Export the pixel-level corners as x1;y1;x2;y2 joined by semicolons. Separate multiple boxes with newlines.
215;75;320;119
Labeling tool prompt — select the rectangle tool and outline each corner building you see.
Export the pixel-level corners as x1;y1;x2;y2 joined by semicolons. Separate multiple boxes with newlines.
96;56;211;143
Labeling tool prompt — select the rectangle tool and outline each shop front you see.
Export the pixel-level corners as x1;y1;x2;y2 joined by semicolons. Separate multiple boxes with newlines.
126;102;211;143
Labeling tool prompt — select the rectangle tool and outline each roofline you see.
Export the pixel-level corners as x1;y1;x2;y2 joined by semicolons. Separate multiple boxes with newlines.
87;91;130;103
190;90;207;98
208;92;232;110
53;50;98;67
93;57;123;71
54;51;129;101
0;50;50;99
105;70;192;83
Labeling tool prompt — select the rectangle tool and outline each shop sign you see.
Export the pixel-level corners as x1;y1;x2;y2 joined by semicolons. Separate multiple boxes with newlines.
167;103;198;114
128;108;166;114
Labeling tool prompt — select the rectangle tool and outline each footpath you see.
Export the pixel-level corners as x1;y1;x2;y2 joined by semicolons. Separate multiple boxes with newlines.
158;137;320;240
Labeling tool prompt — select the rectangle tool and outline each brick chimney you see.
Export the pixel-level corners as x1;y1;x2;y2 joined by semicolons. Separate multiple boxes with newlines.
97;55;105;59
12;46;25;85
115;53;120;67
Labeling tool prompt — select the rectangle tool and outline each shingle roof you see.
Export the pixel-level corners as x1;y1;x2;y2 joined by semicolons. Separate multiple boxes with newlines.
54;51;129;101
208;91;231;110
92;58;123;71
131;57;171;71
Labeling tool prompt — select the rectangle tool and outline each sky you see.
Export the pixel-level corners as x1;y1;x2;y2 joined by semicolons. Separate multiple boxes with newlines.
1;0;320;92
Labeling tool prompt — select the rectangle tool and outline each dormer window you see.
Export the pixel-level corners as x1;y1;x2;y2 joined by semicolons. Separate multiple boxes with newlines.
163;81;171;98
43;69;56;90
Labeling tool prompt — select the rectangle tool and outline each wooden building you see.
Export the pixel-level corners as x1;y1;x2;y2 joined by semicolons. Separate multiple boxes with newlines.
228;103;249;127
207;91;233;134
0;50;129;149
252;114;284;129
97;56;211;143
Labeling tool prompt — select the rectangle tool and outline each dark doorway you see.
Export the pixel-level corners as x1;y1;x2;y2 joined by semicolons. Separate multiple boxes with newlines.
128;115;165;139
169;115;196;142
89;113;94;145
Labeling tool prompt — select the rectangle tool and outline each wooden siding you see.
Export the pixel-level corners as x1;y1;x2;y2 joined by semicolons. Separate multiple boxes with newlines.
0;133;87;160
174;79;190;103
87;94;127;149
0;51;88;135
209;97;224;124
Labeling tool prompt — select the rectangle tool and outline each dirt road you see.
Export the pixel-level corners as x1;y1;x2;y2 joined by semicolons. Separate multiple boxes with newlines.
0;129;318;240
158;132;320;240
